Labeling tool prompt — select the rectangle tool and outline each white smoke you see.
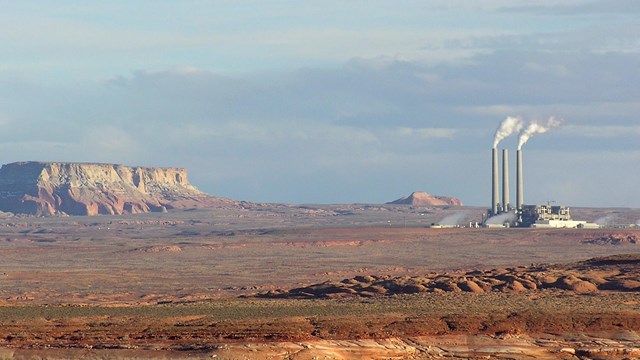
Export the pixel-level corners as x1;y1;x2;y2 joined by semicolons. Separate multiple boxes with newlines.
493;116;524;148
485;212;517;225
438;212;468;226
594;215;618;226
517;117;561;150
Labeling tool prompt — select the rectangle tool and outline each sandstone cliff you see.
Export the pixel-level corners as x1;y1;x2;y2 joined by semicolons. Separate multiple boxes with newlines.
0;162;232;216
387;191;462;206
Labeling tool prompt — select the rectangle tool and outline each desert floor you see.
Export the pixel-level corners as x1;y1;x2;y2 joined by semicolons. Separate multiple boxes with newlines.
0;204;639;359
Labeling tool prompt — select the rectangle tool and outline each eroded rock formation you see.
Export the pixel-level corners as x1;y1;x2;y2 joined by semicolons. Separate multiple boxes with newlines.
387;191;462;206
258;254;640;299
0;161;232;216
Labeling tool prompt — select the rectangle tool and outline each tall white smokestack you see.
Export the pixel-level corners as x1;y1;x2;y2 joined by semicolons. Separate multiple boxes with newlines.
516;149;523;210
502;149;509;212
491;116;523;216
492;148;499;215
515;116;560;210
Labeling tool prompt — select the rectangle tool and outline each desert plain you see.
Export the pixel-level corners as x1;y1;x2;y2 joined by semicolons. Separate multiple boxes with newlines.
0;204;639;359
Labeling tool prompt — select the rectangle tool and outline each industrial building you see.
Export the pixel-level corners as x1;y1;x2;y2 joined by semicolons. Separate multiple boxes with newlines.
519;204;598;229
484;147;598;229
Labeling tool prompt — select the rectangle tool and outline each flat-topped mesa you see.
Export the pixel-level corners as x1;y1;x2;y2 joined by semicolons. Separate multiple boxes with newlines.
387;191;463;206
0;161;219;216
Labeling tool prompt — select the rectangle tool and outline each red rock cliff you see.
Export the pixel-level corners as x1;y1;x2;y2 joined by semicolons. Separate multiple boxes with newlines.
387;191;462;206
0;162;229;216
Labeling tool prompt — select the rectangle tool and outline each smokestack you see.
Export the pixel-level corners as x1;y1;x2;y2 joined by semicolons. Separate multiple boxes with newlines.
516;149;523;210
492;148;499;215
502;149;509;212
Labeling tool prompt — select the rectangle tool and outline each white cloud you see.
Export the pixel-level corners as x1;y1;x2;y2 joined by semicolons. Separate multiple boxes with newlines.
563;125;640;138
83;127;136;150
390;127;457;139
503;0;640;14
0;114;12;127
523;62;571;77
462;102;640;120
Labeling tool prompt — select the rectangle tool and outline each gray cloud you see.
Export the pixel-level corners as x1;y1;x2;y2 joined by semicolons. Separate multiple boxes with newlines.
444;23;640;55
1;40;639;206
503;0;640;15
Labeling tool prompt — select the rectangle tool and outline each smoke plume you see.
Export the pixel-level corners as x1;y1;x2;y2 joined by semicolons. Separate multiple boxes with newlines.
493;116;524;148
517;117;561;150
438;212;468;226
485;212;516;225
594;214;618;226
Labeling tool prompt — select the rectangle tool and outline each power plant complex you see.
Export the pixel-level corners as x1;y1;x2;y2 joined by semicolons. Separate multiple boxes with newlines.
482;117;599;229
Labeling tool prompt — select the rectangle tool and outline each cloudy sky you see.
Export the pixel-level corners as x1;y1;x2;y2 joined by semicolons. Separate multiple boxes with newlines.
1;1;639;207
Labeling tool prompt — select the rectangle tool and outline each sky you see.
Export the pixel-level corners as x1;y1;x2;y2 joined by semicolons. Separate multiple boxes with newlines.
1;1;640;207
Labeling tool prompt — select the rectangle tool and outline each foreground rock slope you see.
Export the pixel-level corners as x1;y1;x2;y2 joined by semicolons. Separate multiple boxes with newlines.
0;161;234;216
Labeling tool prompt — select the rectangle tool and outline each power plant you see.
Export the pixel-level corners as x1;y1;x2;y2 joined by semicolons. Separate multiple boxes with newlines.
483;117;598;229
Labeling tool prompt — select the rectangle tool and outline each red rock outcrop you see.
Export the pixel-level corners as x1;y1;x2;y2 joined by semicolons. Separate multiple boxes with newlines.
387;191;462;206
258;254;640;298
0;161;234;216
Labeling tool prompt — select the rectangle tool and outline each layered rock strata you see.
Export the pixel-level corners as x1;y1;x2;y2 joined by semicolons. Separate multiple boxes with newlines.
0;161;225;216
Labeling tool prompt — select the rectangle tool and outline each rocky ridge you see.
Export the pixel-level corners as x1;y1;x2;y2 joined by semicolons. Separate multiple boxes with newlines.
258;254;640;299
387;191;462;206
583;233;638;245
0;161;235;216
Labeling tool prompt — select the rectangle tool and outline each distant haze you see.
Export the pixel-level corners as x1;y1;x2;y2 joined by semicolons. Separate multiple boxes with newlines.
1;2;640;207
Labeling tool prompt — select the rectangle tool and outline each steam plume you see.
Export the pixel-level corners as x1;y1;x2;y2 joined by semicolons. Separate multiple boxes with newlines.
485;212;516;225
493;116;523;148
438;212;468;226
517;117;561;150
594;214;617;226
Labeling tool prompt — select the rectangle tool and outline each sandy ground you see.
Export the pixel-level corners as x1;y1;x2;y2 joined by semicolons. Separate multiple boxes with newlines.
0;205;638;304
0;205;638;358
